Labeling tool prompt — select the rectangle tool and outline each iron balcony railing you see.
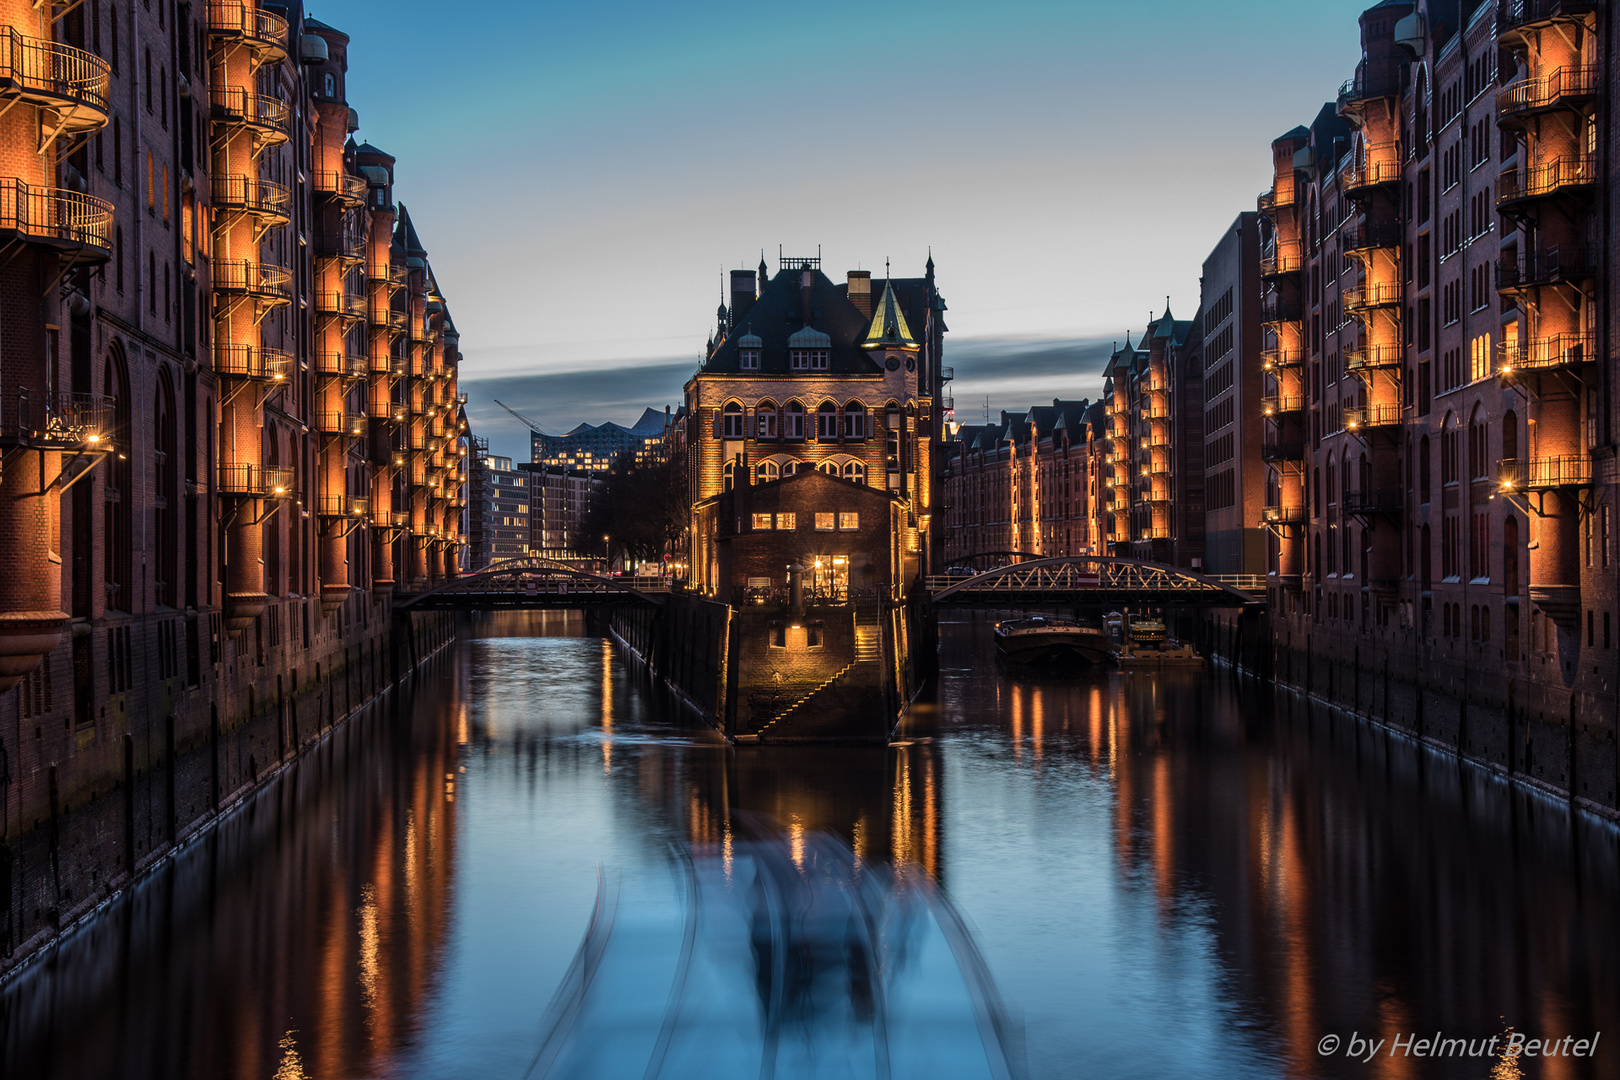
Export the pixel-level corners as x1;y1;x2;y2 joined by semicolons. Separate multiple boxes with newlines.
218;463;295;498
1341;146;1401;192
314;290;366;320
1498;66;1599;121
1343;280;1401;311
1261;293;1303;324
0;27;112;127
0;390;113;449
370;303;408;332
0;178;113;257
1257;186;1295;216
1260;348;1303;371
368;262;407;287
207;1;289;57
1339;221;1403;251
1342;403;1403;431
1261;395;1305;418
209;86;289;141
1497;0;1599;34
1260;241;1304;278
1497;155;1598;207
211;174;290;220
1497;332;1595;375
1344;343;1403;373
1261;505;1306;526
214;259;291;300
369;354;407;377
367;395;407;422
315;412;368;438
1495;246;1598;291
315;230;366;264
1338;67;1402;106
1342;488;1404;515
317;494;370;517
312;170;368;205
1497;455;1592;490
213;343;291;381
1261;438;1305;462
314;352;367;380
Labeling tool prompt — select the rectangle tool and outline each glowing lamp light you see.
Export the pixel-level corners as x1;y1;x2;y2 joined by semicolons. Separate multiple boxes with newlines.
86;433;100;443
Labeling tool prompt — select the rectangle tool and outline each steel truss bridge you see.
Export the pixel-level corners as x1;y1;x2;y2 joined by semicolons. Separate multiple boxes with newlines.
926;555;1265;609
396;556;669;610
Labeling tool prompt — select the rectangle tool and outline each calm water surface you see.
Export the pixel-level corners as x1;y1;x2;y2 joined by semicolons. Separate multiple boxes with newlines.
3;612;1617;1079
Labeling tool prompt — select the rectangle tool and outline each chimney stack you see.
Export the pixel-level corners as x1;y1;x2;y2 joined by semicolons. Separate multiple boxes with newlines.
800;269;814;326
730;270;757;325
847;270;872;318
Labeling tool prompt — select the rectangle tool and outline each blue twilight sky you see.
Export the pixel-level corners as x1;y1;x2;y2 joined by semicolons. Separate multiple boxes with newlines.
309;0;1366;459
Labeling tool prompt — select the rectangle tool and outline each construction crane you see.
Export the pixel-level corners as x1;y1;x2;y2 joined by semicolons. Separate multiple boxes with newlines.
493;399;551;436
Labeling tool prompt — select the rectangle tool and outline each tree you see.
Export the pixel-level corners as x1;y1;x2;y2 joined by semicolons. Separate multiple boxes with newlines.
576;454;688;569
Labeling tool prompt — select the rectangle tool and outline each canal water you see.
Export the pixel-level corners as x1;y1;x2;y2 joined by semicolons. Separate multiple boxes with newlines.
3;612;1616;1079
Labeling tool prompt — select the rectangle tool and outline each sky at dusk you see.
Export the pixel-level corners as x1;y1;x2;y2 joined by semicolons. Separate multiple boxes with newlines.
310;0;1367;459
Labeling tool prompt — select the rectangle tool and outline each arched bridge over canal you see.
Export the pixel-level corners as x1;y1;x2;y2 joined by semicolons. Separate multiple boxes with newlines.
395;557;669;610
926;556;1266;609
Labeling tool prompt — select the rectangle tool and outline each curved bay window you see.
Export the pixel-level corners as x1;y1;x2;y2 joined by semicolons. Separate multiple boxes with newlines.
816;401;839;440
784;401;805;440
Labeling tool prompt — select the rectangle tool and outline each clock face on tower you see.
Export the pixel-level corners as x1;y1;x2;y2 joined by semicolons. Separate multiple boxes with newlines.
886;356;900;371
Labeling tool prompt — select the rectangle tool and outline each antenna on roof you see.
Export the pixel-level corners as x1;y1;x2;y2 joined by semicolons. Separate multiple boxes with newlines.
885;257;891;279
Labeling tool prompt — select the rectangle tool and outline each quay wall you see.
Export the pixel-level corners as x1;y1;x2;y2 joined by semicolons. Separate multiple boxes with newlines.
0;602;456;977
1204;610;1620;821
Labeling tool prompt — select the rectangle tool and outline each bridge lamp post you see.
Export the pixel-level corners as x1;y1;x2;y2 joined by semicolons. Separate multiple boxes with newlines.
603;533;611;574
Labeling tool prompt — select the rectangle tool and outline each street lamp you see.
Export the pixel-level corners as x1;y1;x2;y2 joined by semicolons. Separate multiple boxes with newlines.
603;533;611;574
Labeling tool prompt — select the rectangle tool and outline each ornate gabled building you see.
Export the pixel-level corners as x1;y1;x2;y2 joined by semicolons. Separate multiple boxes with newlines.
685;255;947;600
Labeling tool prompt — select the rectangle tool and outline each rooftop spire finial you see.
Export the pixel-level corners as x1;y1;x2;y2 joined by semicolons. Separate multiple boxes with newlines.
885;257;891;280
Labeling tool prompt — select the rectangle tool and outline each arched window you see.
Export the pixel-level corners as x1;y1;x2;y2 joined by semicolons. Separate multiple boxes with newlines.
1468;404;1488;479
721;401;744;439
816;400;839;440
103;351;132;611
842;400;866;439
1441;412;1458;483
1419;436;1431;502
155;376;178;608
723;459;737;491
1325;454;1337;504
784;401;805;439
324;72;336;98
264;429;282;595
757;460;779;483
843;461;866;484
757;400;778;440
781;459;799;476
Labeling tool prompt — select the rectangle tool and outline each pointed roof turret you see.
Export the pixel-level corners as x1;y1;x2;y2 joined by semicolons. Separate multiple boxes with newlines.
861;279;918;349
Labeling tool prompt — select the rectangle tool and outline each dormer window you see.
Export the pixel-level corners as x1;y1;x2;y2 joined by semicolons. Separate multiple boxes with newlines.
740;348;760;370
787;326;831;370
791;349;829;371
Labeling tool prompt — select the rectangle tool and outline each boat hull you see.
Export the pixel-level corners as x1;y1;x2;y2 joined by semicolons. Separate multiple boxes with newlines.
994;626;1112;666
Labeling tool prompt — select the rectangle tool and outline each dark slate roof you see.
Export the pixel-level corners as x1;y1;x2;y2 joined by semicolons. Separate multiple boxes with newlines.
303;15;340;33
395;203;427;256
1278;124;1311;141
703;269;884;376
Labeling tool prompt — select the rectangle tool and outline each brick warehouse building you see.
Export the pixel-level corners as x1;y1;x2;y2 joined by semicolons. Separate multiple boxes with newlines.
1249;0;1620;815
0;0;467;965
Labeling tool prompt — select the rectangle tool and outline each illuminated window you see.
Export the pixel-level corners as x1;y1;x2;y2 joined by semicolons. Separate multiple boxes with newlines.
839;512;859;530
815;512;835;531
757;401;777;438
775;513;796;530
751;512;773;530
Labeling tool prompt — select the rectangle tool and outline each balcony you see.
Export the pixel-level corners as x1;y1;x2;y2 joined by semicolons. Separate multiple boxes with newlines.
1261;292;1302;325
1497;155;1598;210
0;28;112;135
1342;488;1404;516
315;412;368;439
314;290;366;322
1340;221;1402;252
1257;186;1294;217
0;390;113;450
1497;332;1595;377
369;354;407;378
211;174;290;225
941;366;954;381
209;86;289;148
1497;455;1591;491
1260;349;1303;372
1498;66;1599;125
1342;403;1402;432
1343;281;1401;312
367;395;407;423
317;494;370;518
1261;505;1306;526
218;463;295;498
207;1;289;65
1343;343;1403;374
214;259;291;304
1338;67;1402;110
1260;395;1304;419
1495;246;1597;292
315;230;366;265
368;262;407;288
1261;437;1305;462
1260;241;1304;279
0;178;113;261
213;343;291;381
370;303;408;333
314;352;367;381
1497;0;1599;36
1341;147;1401;195
312;170;368;206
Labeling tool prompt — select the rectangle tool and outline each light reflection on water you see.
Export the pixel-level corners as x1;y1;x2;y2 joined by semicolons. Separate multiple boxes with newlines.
0;610;1615;1079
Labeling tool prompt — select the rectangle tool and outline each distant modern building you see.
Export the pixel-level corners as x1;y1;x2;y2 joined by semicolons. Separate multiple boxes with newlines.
530;408;672;472
484;457;531;562
519;464;603;560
